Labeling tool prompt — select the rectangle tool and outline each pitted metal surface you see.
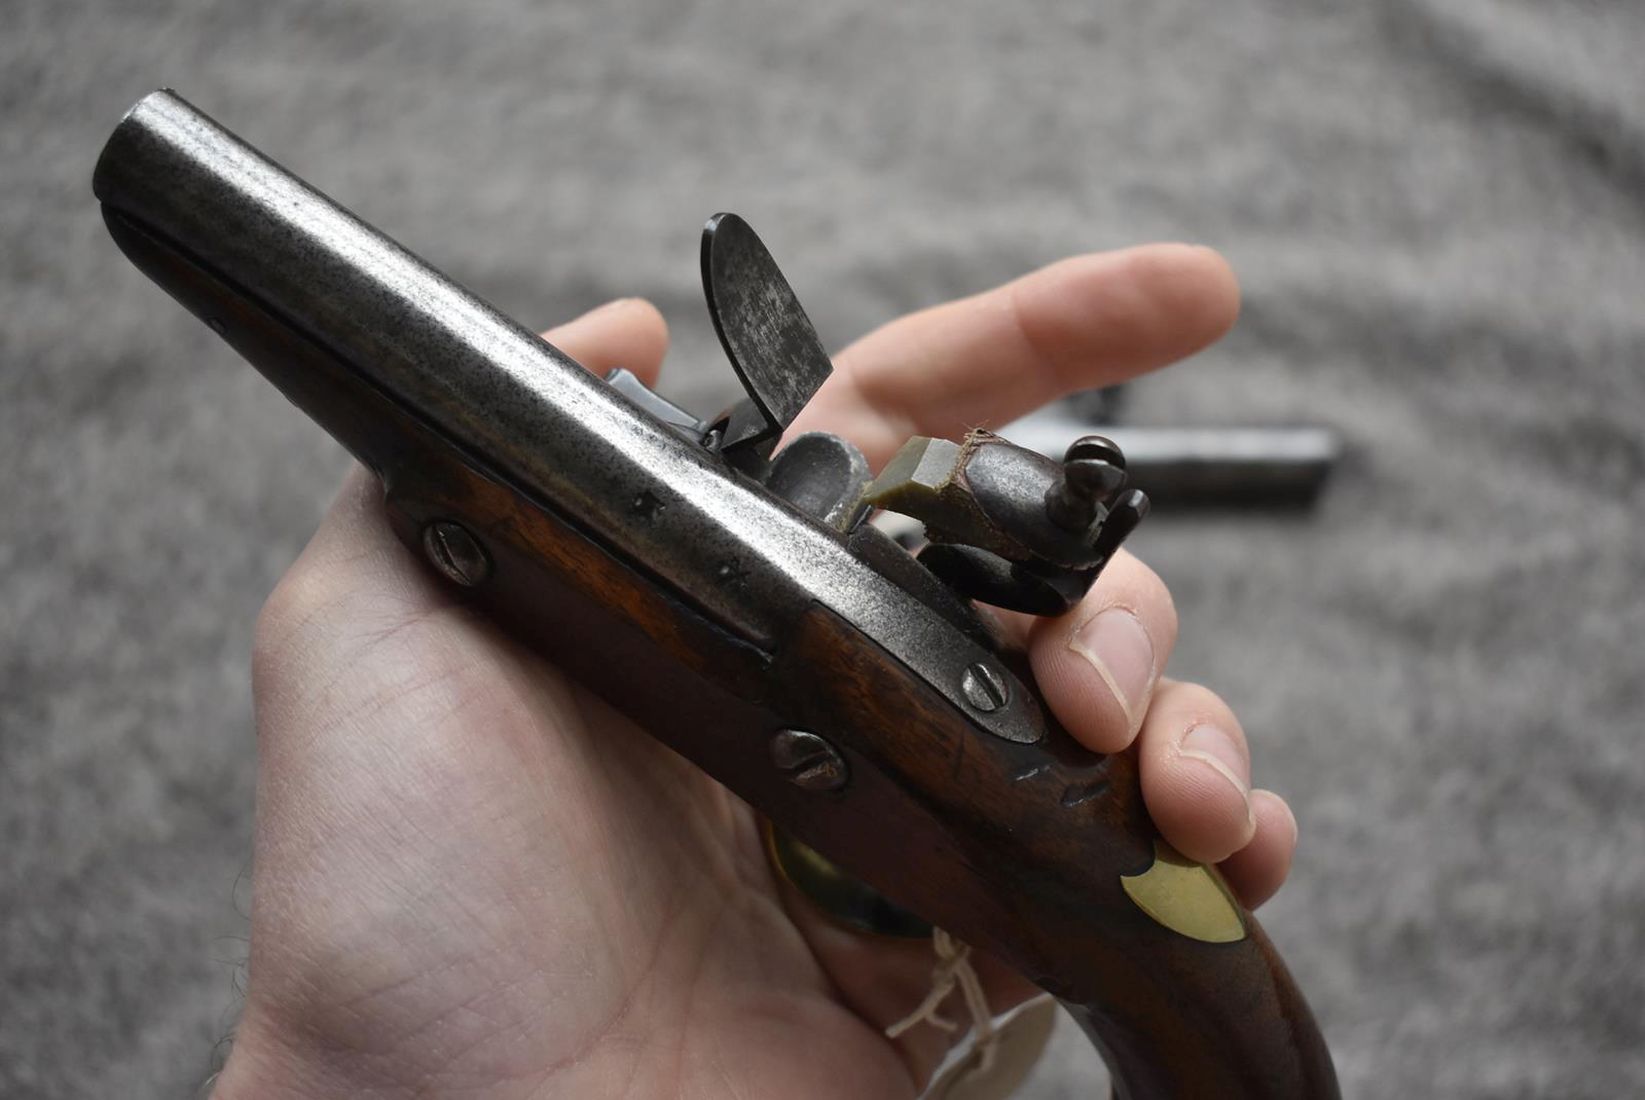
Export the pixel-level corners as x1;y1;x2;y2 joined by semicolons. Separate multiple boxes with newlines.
93;90;1046;745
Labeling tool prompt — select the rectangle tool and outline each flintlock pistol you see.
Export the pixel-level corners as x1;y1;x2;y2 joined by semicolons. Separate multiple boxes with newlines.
94;90;1338;1099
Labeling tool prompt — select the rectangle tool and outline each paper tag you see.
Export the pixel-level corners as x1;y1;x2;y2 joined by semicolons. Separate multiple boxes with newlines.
924;995;1059;1100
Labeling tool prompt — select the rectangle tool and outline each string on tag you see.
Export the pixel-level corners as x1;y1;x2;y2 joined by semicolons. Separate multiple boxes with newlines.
884;927;1000;1075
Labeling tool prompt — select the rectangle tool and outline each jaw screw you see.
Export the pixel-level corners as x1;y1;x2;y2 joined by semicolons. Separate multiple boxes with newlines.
1045;435;1128;533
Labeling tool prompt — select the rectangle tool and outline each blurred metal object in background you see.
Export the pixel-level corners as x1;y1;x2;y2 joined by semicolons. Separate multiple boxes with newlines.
1005;389;1340;511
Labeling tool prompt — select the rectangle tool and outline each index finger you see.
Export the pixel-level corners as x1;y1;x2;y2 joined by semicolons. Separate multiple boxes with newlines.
788;244;1239;467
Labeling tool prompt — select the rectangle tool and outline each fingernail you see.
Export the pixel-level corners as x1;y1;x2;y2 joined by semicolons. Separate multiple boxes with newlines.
1180;725;1254;829
1068;608;1155;730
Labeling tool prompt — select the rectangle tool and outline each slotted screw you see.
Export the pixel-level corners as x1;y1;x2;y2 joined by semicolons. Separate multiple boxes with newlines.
1045;435;1127;532
961;662;1010;712
770;729;849;792
422;520;491;587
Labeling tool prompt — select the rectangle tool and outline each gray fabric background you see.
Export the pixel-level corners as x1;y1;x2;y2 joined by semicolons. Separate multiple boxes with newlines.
4;1;1642;1096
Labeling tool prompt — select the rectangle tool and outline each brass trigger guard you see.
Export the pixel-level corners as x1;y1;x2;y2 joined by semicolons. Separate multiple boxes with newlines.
762;820;933;939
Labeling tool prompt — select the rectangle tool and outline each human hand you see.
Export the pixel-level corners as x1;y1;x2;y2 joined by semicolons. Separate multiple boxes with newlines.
213;245;1295;1099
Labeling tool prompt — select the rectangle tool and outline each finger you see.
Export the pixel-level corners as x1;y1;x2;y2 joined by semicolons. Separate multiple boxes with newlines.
790;244;1239;466
540;297;670;385
1026;550;1178;753
1217;790;1298;909
1136;679;1256;865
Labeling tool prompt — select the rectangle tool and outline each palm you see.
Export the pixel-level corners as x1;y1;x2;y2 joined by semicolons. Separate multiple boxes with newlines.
219;247;1296;1099
244;545;923;1095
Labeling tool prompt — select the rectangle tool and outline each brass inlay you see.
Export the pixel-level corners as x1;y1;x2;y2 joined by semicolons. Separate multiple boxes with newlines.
1120;839;1246;944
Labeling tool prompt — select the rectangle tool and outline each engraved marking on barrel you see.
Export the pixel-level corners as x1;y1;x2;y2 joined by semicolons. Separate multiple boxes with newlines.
1012;763;1050;783
1059;780;1109;808
631;490;664;521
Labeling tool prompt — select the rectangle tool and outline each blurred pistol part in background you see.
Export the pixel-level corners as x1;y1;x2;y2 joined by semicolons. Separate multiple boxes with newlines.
1005;392;1340;511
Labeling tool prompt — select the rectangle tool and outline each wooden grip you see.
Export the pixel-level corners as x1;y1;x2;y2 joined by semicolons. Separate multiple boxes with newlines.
375;456;1340;1099
776;607;1339;1099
